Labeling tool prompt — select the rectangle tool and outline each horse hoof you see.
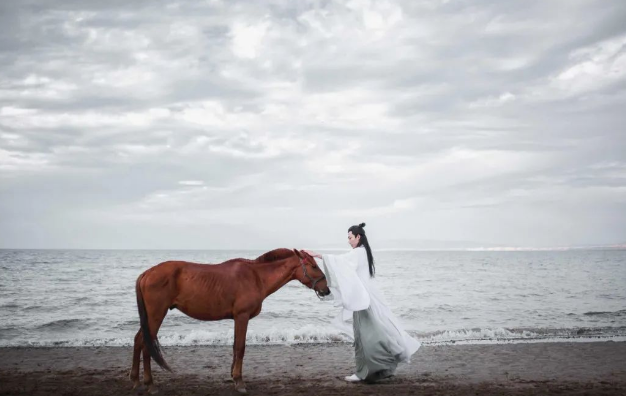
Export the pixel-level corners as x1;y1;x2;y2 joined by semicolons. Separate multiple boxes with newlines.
223;377;234;383
131;381;141;391
234;380;247;394
147;385;159;394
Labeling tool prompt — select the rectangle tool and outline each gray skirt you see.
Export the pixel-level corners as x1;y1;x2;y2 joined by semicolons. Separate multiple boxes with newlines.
353;307;402;382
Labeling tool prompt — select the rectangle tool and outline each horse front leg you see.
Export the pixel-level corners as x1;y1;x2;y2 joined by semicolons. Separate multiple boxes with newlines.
232;314;250;394
228;339;236;381
222;341;236;383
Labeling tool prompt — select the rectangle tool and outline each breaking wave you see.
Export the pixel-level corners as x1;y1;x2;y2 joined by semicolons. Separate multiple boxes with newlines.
2;325;625;348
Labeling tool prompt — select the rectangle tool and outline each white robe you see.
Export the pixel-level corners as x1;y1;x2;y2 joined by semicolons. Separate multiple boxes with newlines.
320;246;421;363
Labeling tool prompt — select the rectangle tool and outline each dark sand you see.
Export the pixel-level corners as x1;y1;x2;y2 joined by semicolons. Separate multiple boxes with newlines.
1;342;625;395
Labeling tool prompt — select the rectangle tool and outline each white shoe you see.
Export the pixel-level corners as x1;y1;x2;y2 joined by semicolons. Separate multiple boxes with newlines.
344;374;362;382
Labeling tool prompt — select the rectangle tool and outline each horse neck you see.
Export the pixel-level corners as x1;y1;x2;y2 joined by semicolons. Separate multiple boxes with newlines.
253;256;298;298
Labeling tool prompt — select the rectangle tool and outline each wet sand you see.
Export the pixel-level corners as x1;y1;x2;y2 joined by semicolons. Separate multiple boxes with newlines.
1;342;625;395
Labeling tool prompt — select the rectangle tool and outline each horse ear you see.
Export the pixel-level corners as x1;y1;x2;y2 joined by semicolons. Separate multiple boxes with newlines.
292;249;302;258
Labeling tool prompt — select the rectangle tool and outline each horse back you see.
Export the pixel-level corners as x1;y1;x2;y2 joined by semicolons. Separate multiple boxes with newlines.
145;259;263;321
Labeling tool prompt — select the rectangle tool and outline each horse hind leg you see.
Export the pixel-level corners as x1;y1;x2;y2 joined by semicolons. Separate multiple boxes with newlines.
142;304;169;394
129;329;143;390
143;344;158;394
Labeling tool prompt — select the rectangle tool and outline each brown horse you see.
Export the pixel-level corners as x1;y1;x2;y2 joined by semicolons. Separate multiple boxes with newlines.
129;248;330;394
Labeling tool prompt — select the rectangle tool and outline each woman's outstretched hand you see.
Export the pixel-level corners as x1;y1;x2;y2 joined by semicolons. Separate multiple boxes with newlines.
303;250;322;259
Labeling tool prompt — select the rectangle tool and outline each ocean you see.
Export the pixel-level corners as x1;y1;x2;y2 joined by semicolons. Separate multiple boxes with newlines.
1;249;625;347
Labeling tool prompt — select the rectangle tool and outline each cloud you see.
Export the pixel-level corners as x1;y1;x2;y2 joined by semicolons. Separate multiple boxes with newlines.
0;0;625;249
554;34;626;94
178;180;204;186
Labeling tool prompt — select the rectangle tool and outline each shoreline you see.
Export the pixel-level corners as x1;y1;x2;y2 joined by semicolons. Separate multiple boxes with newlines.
2;332;625;348
1;342;625;395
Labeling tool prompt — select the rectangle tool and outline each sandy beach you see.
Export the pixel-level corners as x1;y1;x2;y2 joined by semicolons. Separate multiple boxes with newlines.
1;341;625;395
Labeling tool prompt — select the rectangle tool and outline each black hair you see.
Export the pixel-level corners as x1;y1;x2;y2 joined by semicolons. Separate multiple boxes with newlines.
348;222;375;277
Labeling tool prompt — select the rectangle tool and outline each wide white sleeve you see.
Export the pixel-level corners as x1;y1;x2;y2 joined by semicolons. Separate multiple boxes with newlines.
320;249;370;312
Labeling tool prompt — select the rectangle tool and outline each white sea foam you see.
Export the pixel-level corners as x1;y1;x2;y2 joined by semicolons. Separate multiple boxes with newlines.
416;326;626;344
2;326;624;348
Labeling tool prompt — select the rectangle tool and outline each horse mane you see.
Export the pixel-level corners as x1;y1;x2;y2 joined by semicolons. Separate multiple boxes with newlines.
255;248;295;262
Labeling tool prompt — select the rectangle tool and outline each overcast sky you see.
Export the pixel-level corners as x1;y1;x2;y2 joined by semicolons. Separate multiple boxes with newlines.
1;0;625;250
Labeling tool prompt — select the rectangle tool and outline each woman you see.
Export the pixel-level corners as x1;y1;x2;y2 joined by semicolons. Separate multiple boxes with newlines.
304;223;420;383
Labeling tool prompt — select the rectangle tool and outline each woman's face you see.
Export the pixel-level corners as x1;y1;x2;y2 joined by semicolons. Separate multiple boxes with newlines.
347;231;360;248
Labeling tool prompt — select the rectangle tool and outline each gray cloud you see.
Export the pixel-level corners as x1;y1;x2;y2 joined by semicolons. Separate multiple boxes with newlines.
1;0;625;249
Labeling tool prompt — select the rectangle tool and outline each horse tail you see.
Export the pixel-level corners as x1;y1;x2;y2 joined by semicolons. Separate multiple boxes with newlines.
136;272;172;372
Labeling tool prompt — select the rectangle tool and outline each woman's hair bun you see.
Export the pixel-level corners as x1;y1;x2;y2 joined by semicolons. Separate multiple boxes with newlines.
359;222;366;228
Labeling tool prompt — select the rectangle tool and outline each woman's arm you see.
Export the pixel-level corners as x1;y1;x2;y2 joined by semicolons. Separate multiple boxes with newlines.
303;250;322;258
305;249;359;261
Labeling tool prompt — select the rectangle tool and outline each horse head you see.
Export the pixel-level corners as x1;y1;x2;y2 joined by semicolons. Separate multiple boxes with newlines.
292;249;331;298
